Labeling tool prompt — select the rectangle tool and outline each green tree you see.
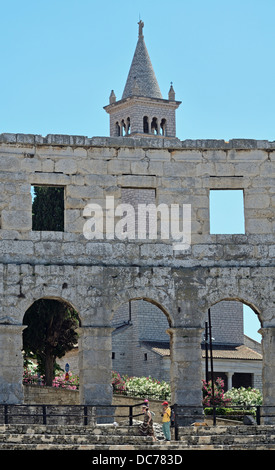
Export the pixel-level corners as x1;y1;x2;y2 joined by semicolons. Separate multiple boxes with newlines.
23;299;80;386
32;186;64;231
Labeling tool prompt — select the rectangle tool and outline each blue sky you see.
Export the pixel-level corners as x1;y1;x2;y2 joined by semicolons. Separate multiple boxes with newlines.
1;0;267;340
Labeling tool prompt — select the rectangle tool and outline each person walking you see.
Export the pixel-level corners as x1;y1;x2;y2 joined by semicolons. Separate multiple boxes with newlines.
139;404;157;441
161;401;171;441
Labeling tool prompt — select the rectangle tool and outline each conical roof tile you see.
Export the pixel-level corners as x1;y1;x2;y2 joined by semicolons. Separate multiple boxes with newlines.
122;23;162;100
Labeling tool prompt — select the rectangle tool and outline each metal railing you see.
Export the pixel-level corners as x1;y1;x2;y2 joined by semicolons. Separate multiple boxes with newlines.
0;402;145;427
1;403;275;440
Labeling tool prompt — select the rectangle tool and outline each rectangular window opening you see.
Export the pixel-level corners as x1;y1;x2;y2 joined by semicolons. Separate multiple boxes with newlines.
31;185;64;231
210;189;245;234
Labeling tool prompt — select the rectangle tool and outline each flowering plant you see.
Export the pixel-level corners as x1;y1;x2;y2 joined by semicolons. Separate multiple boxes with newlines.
112;371;126;393
123;375;171;401
202;377;231;407
224;387;262;407
23;361;79;390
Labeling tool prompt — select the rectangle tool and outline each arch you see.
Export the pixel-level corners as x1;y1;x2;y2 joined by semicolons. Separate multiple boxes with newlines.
111;297;172;383
126;117;131;135
109;286;173;327
120;119;127;136
143;116;149;133
115;121;120;136
208;296;262;322
151;117;159;135
22;296;81;387
160;118;167;136
202;297;262;391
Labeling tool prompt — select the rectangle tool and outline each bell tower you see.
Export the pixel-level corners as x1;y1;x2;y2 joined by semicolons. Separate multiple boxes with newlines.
104;21;181;138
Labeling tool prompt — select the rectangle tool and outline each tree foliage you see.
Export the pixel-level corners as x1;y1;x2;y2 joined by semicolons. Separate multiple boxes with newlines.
23;299;80;386
32;186;64;231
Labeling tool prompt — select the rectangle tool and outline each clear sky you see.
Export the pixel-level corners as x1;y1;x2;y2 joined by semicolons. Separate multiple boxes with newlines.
1;0;267;340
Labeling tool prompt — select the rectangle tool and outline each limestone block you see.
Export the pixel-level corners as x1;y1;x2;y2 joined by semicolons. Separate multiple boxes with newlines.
245;193;270;209
55;159;78;174
1;210;32;231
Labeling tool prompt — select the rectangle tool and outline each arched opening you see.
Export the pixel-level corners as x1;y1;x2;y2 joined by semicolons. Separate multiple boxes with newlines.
203;299;262;392
143;116;149;134
111;299;171;385
121;119;126;137
126;117;131;135
115;121;120;136
151;117;159;135
22;298;81;388
160;118;167;136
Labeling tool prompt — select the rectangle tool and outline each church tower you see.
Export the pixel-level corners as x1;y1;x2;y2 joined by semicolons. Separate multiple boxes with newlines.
104;21;181;138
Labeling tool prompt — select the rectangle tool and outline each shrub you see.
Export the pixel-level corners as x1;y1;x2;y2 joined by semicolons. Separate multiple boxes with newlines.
202;377;231;407
112;371;126;393
23;361;79;389
123;375;171;401
224;387;262;407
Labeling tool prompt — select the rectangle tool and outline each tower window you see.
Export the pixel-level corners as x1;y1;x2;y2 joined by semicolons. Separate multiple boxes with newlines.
121;119;126;136
143;116;149;133
115;122;120;136
151;117;158;135
126;117;131;135
160;118;167;136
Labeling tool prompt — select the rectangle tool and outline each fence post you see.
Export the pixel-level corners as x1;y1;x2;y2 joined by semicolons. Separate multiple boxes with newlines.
256;406;261;425
84;405;88;426
213;406;216;426
129;405;133;426
173;404;179;441
42;405;47;425
4;405;8;425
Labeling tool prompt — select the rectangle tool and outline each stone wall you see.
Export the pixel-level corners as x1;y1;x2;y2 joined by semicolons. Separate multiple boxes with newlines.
24;385;79;405
0;133;274;421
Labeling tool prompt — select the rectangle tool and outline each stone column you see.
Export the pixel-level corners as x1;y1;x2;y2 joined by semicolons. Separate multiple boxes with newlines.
0;324;26;403
167;326;204;425
227;372;233;390
78;326;114;406
259;326;275;424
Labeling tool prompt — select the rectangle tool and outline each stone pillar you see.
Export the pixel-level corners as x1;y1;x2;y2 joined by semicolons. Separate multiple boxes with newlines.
227;372;233;390
167;326;204;425
0;324;26;403
78;326;114;406
259;326;275;424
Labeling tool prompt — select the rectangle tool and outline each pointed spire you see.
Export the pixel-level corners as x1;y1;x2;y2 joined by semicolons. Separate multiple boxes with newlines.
109;90;116;104
168;82;176;101
122;21;163;100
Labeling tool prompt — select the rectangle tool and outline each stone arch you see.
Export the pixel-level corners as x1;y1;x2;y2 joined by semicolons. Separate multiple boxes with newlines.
111;291;173;383
109;286;173;327
17;293;82;327
202;296;263;391
22;296;81;386
207;296;262;327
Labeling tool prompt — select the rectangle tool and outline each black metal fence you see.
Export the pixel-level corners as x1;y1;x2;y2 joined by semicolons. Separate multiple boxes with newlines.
1;403;275;440
0;402;145;427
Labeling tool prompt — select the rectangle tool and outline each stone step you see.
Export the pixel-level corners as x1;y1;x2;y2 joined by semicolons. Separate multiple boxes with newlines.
1;424;275;451
0;432;150;445
180;433;275;446
1;441;275;451
0;423;140;436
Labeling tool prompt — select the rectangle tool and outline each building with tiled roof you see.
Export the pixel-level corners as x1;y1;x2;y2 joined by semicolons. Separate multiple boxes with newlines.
111;300;262;391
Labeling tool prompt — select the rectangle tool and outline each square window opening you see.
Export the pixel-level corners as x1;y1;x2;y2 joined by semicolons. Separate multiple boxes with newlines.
210;189;245;234
31;185;64;231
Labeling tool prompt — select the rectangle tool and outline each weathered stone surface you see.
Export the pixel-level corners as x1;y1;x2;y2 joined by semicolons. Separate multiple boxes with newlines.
0;133;274;416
